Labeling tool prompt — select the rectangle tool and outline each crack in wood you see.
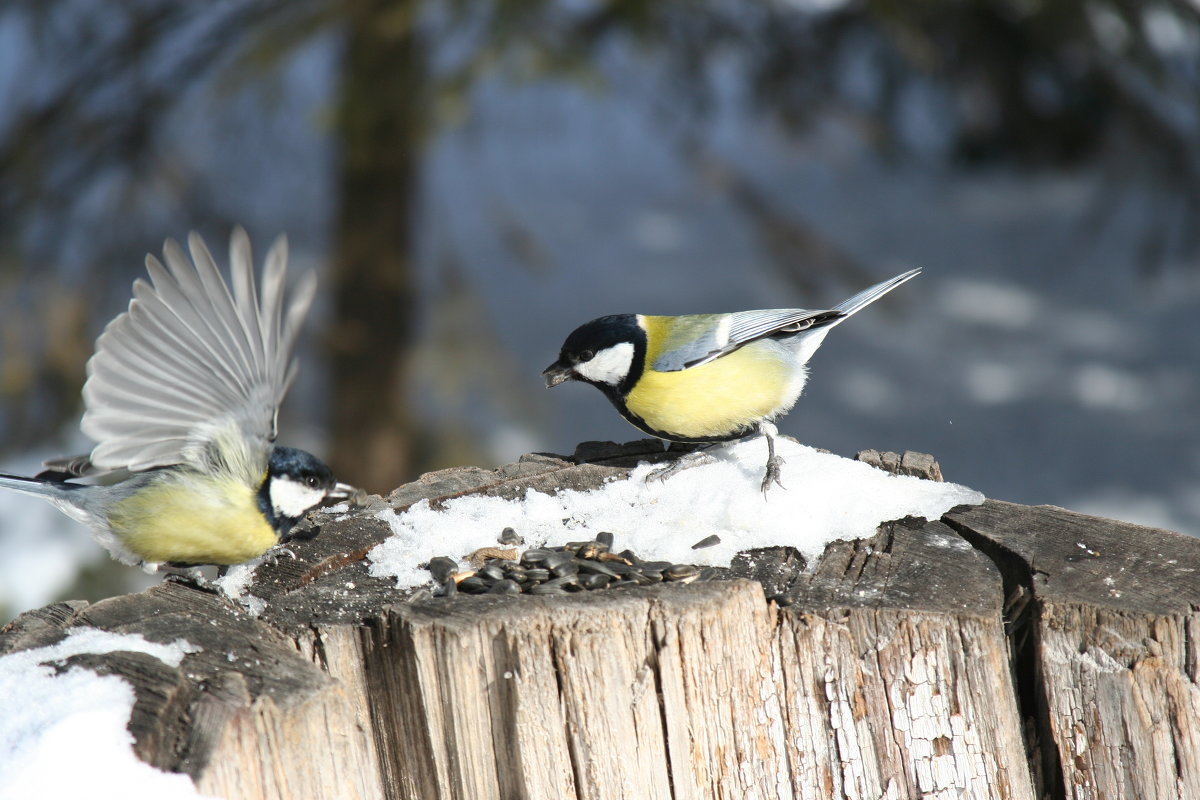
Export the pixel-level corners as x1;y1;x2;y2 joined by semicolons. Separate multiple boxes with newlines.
943;515;1067;800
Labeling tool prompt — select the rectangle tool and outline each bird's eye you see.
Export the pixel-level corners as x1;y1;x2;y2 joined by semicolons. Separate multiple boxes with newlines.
305;476;321;489
577;349;595;362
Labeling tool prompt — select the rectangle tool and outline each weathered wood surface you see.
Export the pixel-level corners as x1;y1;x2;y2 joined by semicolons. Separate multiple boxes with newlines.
945;501;1200;800
2;439;1198;800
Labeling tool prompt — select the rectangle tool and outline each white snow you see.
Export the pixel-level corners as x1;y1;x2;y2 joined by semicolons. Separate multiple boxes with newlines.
0;628;212;800
212;558;267;614
367;437;984;588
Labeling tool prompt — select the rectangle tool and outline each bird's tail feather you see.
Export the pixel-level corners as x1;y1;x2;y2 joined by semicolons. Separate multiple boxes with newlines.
834;268;921;317
0;472;75;502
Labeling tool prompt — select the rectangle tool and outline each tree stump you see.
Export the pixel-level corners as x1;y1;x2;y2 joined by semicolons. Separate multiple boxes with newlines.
2;441;1198;800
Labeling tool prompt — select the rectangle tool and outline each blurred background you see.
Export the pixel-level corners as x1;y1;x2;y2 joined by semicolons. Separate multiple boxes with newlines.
1;0;1198;620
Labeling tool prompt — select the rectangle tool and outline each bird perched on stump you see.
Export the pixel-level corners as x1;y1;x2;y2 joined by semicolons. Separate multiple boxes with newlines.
543;269;920;493
0;228;354;573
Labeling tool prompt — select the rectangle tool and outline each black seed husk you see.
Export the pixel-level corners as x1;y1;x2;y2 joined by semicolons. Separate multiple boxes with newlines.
480;563;506;582
579;573;612;590
521;548;551;564
575;542;601;560
459;576;489;594
577;560;621;578
543;551;574;572
665;564;701;581
427;556;459;584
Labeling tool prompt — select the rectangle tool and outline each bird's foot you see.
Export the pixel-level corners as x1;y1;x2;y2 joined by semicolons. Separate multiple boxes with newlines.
759;425;785;495
647;450;716;484
760;455;786;495
157;563;214;589
264;546;298;566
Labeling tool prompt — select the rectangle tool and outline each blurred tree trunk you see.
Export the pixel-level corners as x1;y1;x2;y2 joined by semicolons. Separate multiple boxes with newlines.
328;1;425;490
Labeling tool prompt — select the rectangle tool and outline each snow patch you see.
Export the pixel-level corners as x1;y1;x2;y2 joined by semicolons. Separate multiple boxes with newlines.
368;438;984;588
0;628;209;800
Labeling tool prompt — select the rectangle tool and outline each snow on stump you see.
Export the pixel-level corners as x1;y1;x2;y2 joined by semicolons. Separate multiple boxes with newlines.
2;438;1199;800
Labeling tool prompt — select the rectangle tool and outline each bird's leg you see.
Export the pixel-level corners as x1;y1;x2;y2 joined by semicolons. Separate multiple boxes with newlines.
760;424;786;495
646;443;719;484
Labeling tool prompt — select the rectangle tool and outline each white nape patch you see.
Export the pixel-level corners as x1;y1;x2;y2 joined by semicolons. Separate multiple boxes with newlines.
367;438;985;589
0;629;209;799
573;341;635;386
269;477;328;520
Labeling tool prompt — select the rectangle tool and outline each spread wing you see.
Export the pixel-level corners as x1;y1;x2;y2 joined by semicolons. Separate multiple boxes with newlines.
651;309;840;372
79;227;317;475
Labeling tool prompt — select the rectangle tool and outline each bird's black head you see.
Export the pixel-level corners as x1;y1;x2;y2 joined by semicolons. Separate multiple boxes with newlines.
543;314;645;395
257;446;352;536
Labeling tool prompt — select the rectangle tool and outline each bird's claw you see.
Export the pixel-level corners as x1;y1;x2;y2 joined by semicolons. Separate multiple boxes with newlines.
264;546;298;566
760;455;786;495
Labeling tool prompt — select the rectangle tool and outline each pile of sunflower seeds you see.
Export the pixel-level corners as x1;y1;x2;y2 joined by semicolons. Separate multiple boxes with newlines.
425;529;720;597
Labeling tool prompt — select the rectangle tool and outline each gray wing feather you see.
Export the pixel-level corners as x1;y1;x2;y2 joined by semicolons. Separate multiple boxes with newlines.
81;227;315;473
652;309;830;372
650;268;921;372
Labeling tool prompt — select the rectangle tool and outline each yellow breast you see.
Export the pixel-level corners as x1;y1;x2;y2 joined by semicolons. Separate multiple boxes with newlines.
108;472;277;565
625;339;795;440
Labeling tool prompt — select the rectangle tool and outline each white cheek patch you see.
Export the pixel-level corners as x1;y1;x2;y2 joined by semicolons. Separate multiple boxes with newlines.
269;478;329;520
574;342;635;385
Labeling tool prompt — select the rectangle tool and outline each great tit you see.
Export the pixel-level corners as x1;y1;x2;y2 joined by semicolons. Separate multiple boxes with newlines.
543;268;920;492
0;228;354;572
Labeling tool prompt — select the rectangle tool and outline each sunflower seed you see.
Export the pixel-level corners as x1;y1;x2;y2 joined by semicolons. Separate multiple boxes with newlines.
577;559;620;578
480;563;506;582
543;551;574;571
579;573;612;590
427;556;459;584
575;542;601;560
521;548;551;565
665;564;700;582
459;576;489;594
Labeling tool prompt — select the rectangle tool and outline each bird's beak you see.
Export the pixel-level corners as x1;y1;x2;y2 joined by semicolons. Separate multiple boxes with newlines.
543;360;574;388
327;482;357;500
